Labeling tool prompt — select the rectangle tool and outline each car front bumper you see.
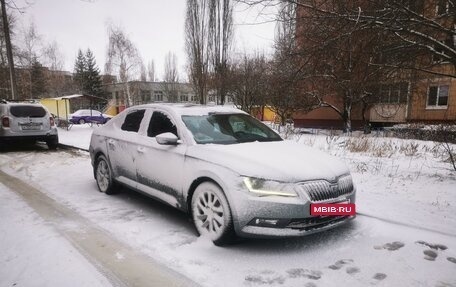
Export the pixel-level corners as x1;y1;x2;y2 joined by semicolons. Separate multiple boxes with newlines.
227;183;356;239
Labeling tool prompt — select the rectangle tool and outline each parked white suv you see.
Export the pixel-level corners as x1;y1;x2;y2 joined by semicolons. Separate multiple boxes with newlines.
0;100;59;149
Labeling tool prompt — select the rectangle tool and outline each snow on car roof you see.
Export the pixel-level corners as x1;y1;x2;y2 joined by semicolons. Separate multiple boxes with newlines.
130;103;247;116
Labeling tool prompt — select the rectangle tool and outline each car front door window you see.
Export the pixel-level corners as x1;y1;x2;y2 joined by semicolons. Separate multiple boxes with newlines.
147;111;178;137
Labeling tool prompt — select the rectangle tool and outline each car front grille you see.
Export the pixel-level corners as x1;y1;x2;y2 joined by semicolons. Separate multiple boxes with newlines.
286;215;352;231
296;177;354;202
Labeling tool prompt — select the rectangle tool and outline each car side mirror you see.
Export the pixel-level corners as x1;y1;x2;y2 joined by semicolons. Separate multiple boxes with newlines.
156;132;179;145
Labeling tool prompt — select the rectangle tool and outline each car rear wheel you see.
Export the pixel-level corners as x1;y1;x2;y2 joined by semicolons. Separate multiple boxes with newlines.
78;118;85;124
95;155;117;195
191;182;235;246
46;136;59;150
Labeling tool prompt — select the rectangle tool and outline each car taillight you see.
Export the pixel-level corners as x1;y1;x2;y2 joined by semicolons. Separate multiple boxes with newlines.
1;116;9;127
50;116;55;126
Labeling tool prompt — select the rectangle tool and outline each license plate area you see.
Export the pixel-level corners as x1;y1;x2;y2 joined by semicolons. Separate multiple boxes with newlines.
21;123;42;130
310;201;356;216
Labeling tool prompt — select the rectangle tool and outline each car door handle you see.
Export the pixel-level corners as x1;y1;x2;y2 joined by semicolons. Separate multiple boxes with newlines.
107;139;116;146
137;147;145;153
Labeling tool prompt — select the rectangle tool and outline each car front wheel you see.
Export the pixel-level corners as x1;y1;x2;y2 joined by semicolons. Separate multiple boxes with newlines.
78;118;85;124
191;182;235;246
95;155;117;195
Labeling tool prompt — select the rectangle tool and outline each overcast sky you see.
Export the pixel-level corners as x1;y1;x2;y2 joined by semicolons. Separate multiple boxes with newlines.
13;0;277;81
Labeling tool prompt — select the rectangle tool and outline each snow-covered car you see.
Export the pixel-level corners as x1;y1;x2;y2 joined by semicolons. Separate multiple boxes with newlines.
0;100;59;149
69;109;111;125
89;104;356;245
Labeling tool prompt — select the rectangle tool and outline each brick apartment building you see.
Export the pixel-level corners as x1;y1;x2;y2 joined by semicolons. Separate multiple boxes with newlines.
292;0;455;129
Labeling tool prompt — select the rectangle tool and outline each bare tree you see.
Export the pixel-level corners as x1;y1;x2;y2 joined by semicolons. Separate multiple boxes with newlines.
208;0;233;104
147;59;155;82
162;51;179;102
0;0;17;99
185;0;210;104
140;61;147;81
42;41;72;97
297;2;390;131
265;2;318;127
0;0;19;99
105;24;143;107
19;20;42;68
240;0;456;78
163;51;179;83
228;51;269;114
43;40;64;71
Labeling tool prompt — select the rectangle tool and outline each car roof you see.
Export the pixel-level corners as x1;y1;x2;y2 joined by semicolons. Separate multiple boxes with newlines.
128;103;246;116
74;109;101;112
2;102;44;107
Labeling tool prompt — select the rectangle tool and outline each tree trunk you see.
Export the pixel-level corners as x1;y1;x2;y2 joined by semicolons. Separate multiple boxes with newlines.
342;100;352;133
0;0;18;100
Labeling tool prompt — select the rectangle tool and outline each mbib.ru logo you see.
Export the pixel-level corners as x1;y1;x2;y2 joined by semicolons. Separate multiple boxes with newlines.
310;203;356;216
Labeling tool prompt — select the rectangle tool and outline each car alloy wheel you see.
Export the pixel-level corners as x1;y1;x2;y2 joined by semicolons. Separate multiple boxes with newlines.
79;118;85;124
95;155;117;195
191;182;235;245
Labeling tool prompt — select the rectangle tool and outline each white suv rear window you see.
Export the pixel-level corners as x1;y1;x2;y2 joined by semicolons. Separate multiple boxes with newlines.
10;106;47;118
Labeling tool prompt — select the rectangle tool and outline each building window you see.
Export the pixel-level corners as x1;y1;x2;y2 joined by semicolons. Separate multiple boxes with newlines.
180;93;188;102
379;83;408;104
191;96;198;102
427;85;449;108
154;91;163;102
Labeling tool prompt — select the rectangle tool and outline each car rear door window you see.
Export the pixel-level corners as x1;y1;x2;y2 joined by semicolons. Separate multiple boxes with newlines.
147;111;177;137
10;106;46;118
121;110;145;132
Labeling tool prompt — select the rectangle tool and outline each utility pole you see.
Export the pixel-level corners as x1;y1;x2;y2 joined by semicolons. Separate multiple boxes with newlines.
1;0;18;100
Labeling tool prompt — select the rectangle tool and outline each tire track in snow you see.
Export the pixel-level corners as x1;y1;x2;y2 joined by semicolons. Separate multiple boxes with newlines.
0;169;199;287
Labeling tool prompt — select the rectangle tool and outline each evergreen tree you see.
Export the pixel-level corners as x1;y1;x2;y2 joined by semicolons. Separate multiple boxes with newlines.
73;49;86;93
30;57;48;98
84;49;102;96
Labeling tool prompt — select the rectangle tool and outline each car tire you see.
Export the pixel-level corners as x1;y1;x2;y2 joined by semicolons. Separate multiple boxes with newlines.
46;136;59;150
78;118;85;124
191;182;236;246
95;155;117;195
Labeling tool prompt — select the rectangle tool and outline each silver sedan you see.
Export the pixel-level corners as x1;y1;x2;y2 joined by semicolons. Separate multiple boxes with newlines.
89;104;356;245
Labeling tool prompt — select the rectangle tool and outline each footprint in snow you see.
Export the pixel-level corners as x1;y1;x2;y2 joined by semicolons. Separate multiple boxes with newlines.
416;240;448;250
286;268;322;280
446;257;456;264
373;273;387;281
245;270;286;285
374;241;405;251
423;249;438;261
346;267;360;275
328;259;354;270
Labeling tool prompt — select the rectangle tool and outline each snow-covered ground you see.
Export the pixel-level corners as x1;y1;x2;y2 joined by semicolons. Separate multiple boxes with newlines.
1;125;456;286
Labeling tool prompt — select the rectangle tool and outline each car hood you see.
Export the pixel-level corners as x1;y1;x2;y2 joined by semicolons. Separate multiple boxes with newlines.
186;141;350;182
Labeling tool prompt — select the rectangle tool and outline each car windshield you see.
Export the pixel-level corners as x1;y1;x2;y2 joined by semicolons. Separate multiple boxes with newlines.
10;105;46;118
182;113;282;144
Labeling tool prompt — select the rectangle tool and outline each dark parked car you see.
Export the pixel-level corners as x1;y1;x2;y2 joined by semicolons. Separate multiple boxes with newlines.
69;109;111;125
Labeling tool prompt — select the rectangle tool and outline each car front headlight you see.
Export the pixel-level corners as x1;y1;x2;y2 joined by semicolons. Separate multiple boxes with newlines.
243;177;298;197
